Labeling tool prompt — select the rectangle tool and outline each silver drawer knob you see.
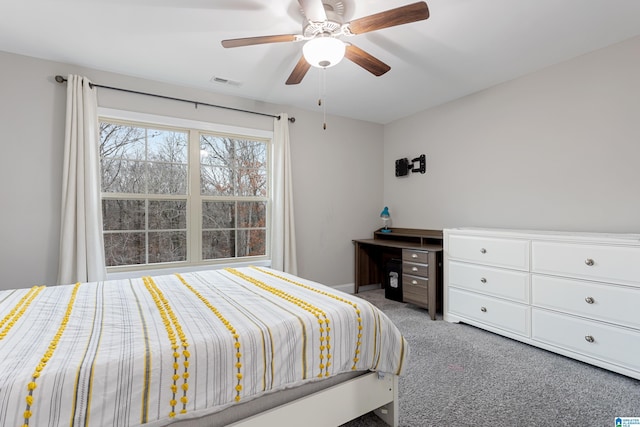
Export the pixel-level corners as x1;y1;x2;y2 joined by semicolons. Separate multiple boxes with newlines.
480;278;487;283
480;307;487;312
585;258;594;266
584;335;595;343
480;248;487;254
585;296;595;304
412;253;418;258
412;266;418;272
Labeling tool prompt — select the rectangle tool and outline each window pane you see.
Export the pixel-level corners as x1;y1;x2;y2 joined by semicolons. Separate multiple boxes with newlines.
100;123;146;161
104;232;146;266
101;124;188;195
102;199;145;230
237;202;266;228
148;162;188;194
202;230;235;259
236;168;267;196
147;129;188;194
202;201;235;229
201;165;234;196
149;200;187;230
200;135;233;167
101;159;146;193
236;139;266;169
200;136;267;196
147;129;188;163
148;231;187;263
237;230;266;257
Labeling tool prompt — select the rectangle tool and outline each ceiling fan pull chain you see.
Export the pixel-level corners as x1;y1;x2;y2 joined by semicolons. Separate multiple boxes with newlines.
321;68;327;129
318;69;322;107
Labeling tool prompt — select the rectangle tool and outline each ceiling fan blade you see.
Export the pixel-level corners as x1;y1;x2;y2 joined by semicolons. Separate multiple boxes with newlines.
221;34;297;48
344;44;391;76
286;55;311;85
298;0;327;22
347;1;429;35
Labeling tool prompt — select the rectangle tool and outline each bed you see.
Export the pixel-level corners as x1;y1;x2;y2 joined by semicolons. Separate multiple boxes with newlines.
0;266;407;427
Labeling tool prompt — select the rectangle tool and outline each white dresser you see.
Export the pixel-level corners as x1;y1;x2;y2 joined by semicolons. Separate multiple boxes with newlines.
443;227;640;380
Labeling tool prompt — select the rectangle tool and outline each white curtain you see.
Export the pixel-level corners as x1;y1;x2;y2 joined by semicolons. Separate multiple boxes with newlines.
57;74;107;284
271;114;298;274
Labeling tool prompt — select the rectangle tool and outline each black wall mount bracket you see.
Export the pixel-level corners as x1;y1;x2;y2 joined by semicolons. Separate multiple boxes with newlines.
395;154;426;177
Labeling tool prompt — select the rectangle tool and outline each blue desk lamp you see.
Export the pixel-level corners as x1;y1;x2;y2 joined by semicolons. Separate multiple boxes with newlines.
380;206;391;233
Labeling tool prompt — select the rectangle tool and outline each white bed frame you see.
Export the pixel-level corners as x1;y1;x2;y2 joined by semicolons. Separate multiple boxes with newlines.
229;371;399;427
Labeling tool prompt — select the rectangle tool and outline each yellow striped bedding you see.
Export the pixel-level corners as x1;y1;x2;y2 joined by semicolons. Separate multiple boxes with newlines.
0;267;408;427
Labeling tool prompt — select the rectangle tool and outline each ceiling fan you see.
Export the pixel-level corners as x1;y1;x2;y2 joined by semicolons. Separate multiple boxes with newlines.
221;0;430;85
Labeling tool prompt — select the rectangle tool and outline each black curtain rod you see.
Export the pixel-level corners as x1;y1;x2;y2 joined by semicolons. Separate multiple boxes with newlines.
54;75;295;123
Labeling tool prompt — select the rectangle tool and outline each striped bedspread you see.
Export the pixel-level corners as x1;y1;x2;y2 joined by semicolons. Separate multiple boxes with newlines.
0;267;408;427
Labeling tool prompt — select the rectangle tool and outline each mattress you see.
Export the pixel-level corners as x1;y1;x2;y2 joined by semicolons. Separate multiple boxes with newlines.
0;266;407;427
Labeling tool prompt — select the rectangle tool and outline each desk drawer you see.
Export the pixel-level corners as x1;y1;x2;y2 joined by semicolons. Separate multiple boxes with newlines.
448;234;529;271
532;241;640;287
402;249;430;264
531;275;640;329
404;281;429;306
403;262;430;277
403;274;428;288
448;288;530;337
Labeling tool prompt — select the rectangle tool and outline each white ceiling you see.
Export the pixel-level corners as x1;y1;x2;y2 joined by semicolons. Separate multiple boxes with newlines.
2;0;640;124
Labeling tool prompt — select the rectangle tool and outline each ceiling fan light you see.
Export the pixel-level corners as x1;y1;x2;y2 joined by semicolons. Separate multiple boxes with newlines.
303;37;345;68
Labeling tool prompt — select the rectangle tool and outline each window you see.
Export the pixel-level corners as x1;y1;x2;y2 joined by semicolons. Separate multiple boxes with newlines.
99;110;271;271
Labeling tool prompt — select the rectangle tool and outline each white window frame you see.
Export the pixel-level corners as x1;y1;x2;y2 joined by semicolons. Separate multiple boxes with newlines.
98;108;273;279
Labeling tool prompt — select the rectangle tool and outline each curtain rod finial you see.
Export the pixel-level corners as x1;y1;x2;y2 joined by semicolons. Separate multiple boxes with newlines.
277;116;296;123
55;75;66;83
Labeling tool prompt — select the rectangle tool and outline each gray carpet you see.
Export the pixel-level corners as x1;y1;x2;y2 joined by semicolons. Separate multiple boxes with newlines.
340;289;640;427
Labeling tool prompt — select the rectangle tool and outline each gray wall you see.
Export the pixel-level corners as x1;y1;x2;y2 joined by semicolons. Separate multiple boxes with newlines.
3;34;638;290
383;35;640;233
0;51;384;289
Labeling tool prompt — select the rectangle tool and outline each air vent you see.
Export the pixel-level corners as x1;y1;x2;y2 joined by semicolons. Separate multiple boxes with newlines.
210;76;242;87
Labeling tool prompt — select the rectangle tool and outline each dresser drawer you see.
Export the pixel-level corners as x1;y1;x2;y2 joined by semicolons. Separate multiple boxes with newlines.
531;275;640;329
532;308;640;373
402;249;430;264
448;234;529;271
448;261;529;303
531;241;640;287
448;288;530;337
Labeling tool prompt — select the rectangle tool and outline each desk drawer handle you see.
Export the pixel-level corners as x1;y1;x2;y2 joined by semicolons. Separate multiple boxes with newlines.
480;277;487;283
585;258;594;266
585;296;594;304
480;306;487;313
584;335;595;343
480;248;487;254
412;266;418;272
411;280;418;285
411;253;418;259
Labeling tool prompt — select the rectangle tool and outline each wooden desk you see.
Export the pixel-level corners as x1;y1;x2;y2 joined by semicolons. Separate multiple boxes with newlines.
353;228;443;319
